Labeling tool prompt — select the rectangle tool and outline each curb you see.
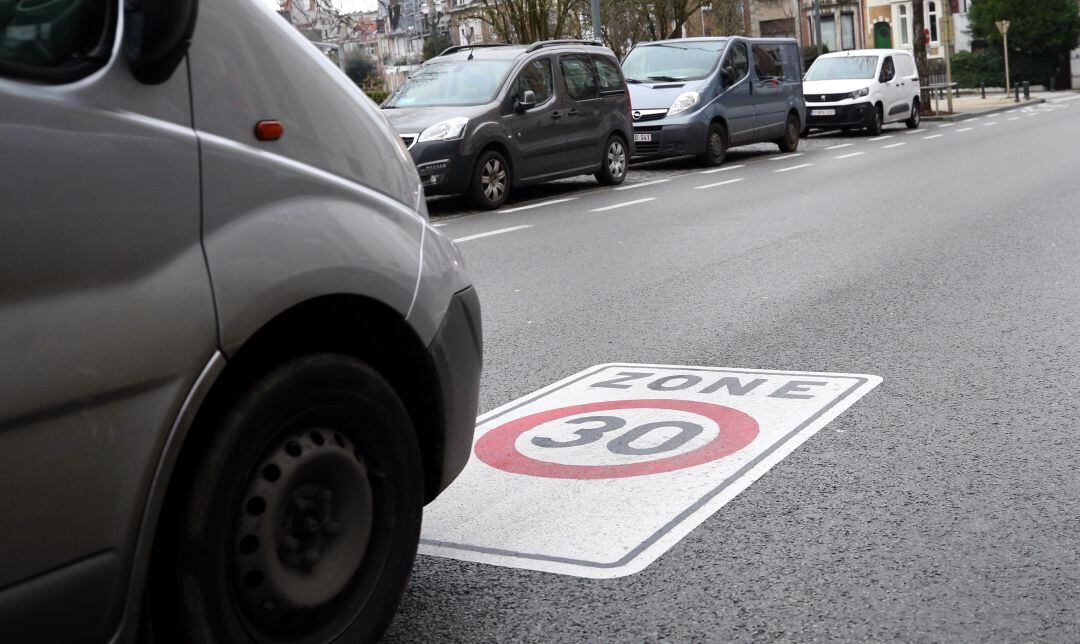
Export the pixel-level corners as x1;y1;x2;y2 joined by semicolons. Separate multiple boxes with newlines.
923;98;1045;122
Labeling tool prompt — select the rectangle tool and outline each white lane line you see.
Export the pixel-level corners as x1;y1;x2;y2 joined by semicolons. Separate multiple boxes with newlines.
774;163;813;173
882;142;907;149
938;122;955;127
956;127;974;132
590;197;656;212
826;143;854;150
869;135;894;141
923;134;944;140
432;222;447;227
453;225;532;243
767;153;804;161
497;197;577;214
700;164;745;174
968;116;981;121
1007;117;1020;121
695;177;746;190
834;152;866;159
983;121;998;126
615;178;670;191
903;129;921;134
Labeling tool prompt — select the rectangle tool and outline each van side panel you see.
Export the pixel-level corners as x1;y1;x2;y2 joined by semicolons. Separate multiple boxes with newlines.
188;0;428;354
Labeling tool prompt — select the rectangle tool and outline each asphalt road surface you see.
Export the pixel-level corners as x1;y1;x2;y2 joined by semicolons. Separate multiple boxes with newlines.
385;95;1080;642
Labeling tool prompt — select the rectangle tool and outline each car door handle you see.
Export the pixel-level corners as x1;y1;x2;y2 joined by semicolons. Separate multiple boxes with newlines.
567;108;579;116
551;111;562;120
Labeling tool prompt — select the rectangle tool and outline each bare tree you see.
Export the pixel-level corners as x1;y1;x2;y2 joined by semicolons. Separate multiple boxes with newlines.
477;0;587;43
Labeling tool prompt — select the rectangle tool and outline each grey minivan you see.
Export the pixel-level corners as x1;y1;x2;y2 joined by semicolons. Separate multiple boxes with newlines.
383;40;634;209
0;1;480;642
622;37;805;165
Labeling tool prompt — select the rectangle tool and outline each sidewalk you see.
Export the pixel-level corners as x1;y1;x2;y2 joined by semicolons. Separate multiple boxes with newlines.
923;90;1080;121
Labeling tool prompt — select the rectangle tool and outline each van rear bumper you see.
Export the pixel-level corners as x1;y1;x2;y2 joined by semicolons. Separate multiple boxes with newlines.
426;286;482;500
806;101;874;129
630;121;707;159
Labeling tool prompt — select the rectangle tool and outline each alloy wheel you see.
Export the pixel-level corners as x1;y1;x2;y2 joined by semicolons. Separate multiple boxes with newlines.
607;140;626;178
481;159;506;203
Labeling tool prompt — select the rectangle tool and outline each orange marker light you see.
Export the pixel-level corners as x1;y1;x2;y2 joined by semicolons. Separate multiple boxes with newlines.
254;120;284;141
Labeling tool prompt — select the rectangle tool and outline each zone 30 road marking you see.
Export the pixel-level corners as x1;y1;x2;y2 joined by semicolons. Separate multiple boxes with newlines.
419;364;882;578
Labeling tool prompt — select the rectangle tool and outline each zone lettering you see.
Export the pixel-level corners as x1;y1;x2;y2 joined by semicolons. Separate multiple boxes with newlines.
591;371;827;399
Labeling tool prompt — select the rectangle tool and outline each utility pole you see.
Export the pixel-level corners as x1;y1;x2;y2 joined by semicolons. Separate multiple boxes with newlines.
996;20;1011;98
591;0;600;40
942;10;953;113
812;0;822;52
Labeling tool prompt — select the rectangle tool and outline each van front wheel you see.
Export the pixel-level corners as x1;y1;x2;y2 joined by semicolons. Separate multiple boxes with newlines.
775;113;800;152
469;150;510;209
905;99;921;129
699;123;727;166
867;104;884;136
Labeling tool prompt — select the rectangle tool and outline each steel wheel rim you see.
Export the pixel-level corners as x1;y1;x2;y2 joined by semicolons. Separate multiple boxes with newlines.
709;131;723;157
607;141;626;177
787;119;798;146
233;427;374;639
912;104;920;125
481;159;506;202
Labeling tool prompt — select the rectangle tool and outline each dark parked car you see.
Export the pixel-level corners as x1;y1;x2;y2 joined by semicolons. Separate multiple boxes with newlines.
622;37;806;165
0;0;481;642
383;40;634;209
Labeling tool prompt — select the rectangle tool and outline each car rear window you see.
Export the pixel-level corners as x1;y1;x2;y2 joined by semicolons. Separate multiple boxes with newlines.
560;55;598;101
593;55;625;94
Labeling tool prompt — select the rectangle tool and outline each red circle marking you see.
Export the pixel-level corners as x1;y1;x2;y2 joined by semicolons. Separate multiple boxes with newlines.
474;399;759;479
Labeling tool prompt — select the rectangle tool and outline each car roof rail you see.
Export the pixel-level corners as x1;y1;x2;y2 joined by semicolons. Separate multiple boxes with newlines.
437;43;512;56
525;39;603;52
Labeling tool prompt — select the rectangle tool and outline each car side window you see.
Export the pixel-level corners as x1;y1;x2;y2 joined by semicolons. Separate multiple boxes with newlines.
0;0;110;78
559;55;598;101
592;55;625;95
511;58;554;104
721;42;749;85
752;43;784;82
880;56;895;82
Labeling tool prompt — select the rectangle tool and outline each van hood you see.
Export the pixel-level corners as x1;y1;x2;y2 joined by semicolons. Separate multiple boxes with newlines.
381;104;491;135
803;79;875;95
628;79;707;111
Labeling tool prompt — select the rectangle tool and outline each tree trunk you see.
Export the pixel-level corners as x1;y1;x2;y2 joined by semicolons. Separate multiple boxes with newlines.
911;1;931;114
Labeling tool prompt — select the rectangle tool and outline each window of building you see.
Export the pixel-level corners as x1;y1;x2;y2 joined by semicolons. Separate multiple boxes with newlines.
899;5;909;46
820;14;837;53
928;1;939;42
840;13;855;50
559;55;598;101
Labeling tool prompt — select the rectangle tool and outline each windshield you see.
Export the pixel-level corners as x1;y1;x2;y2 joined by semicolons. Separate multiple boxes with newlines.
622;40;728;82
805;56;879;81
385;59;515;107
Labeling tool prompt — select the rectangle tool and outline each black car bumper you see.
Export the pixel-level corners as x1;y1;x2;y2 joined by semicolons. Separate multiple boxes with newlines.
427;286;482;500
631;121;708;159
805;101;874;129
410;139;475;196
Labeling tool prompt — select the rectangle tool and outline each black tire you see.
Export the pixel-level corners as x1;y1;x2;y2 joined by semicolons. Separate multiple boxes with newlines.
905;99;921;129
775;113;800;152
699;122;727;166
867;104;884;136
594;134;628;186
149;355;423;644
468;149;510;210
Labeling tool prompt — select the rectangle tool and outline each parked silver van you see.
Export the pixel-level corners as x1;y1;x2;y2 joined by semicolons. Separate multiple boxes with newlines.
622;37;806;165
0;1;481;642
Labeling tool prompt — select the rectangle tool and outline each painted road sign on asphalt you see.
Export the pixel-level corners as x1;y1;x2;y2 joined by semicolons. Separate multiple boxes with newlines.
420;364;882;578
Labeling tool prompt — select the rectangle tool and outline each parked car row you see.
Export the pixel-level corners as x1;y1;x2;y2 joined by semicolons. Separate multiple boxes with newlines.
382;37;807;209
383;40;927;209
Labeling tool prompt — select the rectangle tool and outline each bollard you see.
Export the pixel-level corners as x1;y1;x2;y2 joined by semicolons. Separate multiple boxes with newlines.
1014;82;1020;102
1050;77;1056;92
1023;81;1030;100
980;82;986;99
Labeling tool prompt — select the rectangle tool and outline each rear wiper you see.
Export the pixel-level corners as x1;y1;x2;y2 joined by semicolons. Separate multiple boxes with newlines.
647;75;684;82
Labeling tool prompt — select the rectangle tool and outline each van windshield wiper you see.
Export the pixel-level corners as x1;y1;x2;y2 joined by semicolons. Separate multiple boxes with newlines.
647;75;684;82
625;77;644;83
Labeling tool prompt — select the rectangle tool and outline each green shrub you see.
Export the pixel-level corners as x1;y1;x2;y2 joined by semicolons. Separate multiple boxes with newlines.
365;89;390;105
950;48;1060;88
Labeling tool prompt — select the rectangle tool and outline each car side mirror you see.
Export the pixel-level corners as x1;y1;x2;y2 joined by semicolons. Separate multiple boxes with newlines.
124;0;199;85
515;90;536;113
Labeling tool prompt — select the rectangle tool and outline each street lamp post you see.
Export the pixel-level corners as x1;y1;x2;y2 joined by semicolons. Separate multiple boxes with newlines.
996;20;1011;99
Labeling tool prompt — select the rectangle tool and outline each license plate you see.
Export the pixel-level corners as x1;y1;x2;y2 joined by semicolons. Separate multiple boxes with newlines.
633;133;653;142
810;109;836;116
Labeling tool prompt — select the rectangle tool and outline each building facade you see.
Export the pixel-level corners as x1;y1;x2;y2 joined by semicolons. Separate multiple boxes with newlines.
863;0;965;60
801;0;868;53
